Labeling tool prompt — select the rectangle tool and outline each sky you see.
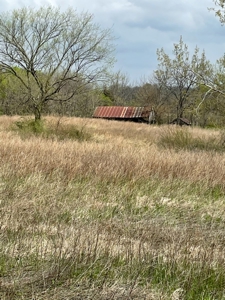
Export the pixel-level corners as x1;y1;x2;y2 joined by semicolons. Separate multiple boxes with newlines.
0;0;224;84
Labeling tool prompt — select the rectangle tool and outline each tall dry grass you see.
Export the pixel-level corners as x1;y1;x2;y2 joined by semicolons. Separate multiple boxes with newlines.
1;116;224;186
1;115;225;299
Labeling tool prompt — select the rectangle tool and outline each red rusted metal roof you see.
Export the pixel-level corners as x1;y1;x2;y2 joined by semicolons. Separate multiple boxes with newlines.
93;106;150;119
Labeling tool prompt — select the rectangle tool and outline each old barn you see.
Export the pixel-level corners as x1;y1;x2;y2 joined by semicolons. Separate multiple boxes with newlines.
93;106;155;123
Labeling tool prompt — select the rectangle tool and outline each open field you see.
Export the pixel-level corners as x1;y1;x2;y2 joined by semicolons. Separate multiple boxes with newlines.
0;115;225;299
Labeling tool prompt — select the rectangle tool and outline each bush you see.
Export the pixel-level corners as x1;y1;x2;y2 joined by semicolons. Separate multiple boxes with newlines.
50;123;91;142
15;118;46;135
14;117;91;142
158;126;224;152
158;127;192;150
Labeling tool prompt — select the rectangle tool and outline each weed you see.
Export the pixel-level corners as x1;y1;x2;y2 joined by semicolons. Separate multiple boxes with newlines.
158;126;225;152
49;122;91;141
14;118;46;135
1;116;225;299
13;117;91;141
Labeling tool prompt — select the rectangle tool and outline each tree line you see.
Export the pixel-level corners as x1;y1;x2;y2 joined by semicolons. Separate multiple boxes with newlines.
0;2;225;127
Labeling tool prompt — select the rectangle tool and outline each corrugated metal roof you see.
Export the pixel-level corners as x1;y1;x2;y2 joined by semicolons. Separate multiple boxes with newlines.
93;106;150;119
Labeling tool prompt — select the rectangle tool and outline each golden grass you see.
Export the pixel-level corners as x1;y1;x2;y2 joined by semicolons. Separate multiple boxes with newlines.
1;115;225;299
1;116;224;186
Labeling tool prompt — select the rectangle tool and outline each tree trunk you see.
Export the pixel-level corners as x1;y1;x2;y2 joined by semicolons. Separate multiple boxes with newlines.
34;105;41;122
177;99;184;125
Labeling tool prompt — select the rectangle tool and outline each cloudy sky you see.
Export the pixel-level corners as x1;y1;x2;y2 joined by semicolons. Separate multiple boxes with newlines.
0;0;224;83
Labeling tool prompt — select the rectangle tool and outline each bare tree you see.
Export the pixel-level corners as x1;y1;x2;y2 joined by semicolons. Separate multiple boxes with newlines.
0;6;115;121
134;78;168;124
101;71;132;105
190;1;225;106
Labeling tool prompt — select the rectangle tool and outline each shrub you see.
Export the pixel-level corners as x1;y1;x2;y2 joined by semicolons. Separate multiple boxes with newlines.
14;118;46;135
13;117;91;142
158;126;224;152
51;122;91;142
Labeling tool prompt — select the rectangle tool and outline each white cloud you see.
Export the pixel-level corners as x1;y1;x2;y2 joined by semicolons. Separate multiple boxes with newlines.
0;0;224;81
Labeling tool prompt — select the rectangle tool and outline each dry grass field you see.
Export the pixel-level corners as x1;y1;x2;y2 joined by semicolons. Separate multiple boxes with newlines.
0;115;225;299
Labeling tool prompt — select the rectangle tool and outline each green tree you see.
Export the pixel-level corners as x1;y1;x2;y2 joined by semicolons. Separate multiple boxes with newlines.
210;0;225;24
186;0;225;126
0;68;34;115
190;1;225;103
0;6;115;121
155;36;212;124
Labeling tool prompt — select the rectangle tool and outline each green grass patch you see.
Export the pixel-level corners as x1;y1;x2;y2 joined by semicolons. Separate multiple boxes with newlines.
13;117;91;141
140;258;225;299
1;159;225;298
14;118;45;135
1;252;225;299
